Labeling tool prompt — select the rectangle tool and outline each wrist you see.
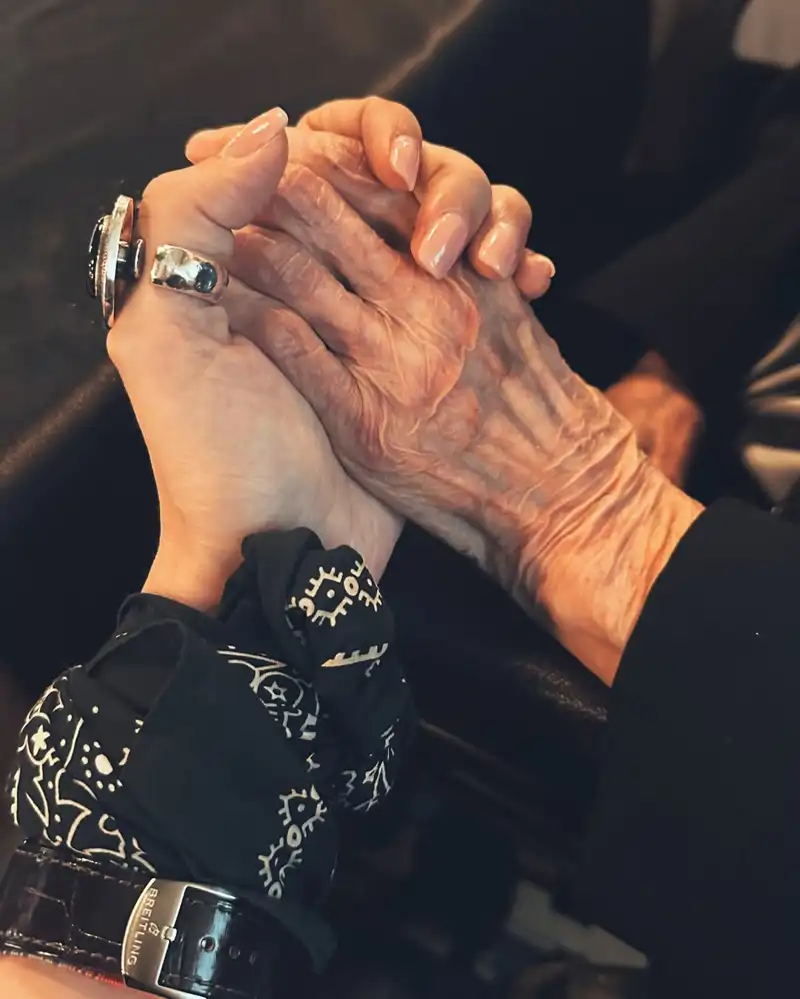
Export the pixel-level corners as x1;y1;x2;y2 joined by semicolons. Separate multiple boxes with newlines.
316;478;404;582
420;327;702;682
143;537;239;612
515;447;702;684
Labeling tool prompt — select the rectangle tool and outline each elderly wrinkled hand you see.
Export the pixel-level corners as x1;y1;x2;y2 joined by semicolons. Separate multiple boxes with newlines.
228;141;702;682
224;155;624;558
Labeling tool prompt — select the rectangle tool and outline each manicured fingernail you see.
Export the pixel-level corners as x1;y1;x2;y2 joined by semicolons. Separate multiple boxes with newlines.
528;251;556;279
418;212;469;278
478;222;522;279
390;134;420;190
222;107;289;159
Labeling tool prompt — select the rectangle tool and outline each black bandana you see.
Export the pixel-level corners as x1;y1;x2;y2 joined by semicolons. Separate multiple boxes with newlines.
10;530;416;966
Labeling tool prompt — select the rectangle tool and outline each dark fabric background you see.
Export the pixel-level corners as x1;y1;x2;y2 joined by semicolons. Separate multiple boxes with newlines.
0;0;475;453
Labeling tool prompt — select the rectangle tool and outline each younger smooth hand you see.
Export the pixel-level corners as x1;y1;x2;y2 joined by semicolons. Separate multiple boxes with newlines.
108;108;402;610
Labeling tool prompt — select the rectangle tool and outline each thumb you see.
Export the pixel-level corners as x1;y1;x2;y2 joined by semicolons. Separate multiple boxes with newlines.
112;108;288;351
185;122;245;164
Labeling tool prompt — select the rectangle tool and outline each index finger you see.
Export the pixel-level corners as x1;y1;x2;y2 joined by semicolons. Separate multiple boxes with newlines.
186;102;492;279
301;101;495;279
299;96;423;193
410;141;492;279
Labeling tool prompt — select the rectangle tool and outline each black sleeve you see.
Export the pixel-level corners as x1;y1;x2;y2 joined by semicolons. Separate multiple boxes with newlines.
10;529;415;969
578;500;800;997
565;64;800;401
575;133;800;400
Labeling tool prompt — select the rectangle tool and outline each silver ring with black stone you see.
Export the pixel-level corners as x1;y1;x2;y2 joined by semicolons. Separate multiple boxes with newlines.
150;244;229;304
87;195;146;328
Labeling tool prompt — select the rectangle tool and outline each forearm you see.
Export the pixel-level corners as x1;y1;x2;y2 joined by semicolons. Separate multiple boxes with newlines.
425;307;704;684
525;459;703;684
487;443;702;685
578;137;800;397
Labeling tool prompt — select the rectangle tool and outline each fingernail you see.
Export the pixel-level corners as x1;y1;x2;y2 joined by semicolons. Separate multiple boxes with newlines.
418;212;469;278
390;134;420;190
528;251;556;279
222;107;289;159
478;222;522;279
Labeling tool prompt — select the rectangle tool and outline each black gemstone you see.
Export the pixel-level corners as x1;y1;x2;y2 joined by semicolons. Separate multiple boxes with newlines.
166;273;186;290
195;262;218;294
86;217;104;298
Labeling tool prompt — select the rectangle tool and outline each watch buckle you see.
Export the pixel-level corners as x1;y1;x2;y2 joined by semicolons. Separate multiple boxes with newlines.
121;878;235;998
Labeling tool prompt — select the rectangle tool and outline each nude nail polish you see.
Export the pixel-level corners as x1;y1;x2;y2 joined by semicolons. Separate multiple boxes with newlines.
418;212;469;278
478;222;521;279
390;135;420;190
222;107;289;159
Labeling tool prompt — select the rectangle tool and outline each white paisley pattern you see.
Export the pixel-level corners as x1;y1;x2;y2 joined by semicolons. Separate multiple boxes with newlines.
10;538;414;913
257;786;328;899
11;669;154;871
224;650;321;743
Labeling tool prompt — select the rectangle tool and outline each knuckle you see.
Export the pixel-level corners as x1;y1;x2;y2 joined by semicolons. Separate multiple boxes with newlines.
363;94;384;114
338;137;371;177
295;166;328;208
366;94;420;134
451;155;492;214
456;152;490;189
290;256;322;294
293;129;367;177
283;163;343;228
297;98;336;129
389;98;421;134
141;169;181;206
493;185;533;227
450;150;489;187
271;239;318;291
283;161;319;196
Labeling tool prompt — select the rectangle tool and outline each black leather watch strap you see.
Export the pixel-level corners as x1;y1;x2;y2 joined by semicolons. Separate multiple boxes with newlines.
0;844;309;997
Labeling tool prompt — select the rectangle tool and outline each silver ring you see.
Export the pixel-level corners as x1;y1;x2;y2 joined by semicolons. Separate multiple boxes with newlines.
150;245;229;304
86;195;146;328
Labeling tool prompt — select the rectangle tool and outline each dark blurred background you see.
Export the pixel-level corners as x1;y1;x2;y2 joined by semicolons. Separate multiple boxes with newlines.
0;0;478;453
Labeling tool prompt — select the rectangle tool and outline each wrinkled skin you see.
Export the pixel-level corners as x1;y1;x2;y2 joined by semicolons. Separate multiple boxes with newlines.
228;154;641;586
230;146;705;682
112;101;548;605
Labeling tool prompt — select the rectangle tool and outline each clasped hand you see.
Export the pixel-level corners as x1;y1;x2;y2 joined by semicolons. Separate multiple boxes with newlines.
111;98;700;682
108;98;553;611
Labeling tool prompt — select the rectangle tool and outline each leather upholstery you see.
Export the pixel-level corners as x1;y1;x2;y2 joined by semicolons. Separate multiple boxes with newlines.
0;0;630;833
383;526;607;822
